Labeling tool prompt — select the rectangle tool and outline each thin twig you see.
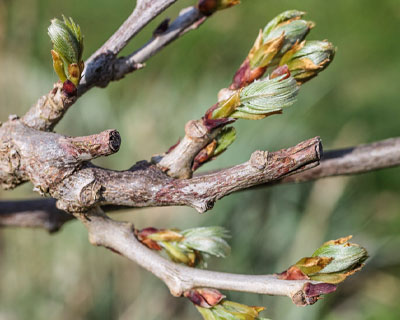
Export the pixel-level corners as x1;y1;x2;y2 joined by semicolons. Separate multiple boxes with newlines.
79;207;322;306
21;3;208;131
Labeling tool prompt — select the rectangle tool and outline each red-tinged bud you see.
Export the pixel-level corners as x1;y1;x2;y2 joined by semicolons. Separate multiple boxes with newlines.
198;0;218;16
185;288;225;308
192;140;217;171
203;117;236;132
137;227;162;251
198;0;240;16
230;58;268;90
303;282;337;297
270;64;291;80
62;80;77;97
278;266;309;280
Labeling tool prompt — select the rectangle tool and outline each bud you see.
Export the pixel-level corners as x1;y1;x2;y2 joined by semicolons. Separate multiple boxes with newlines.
214;73;299;120
192;127;236;171
213;127;236;157
185;288;225;308
137;226;230;267
231;10;313;89
278;236;368;284
279;40;335;83
263;11;314;55
181;226;231;259
198;0;240;16
48;16;84;87
311;235;368;274
195;300;267;320
192;140;218;172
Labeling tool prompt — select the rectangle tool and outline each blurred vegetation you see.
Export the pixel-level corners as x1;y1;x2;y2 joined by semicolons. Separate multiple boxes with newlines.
1;0;400;319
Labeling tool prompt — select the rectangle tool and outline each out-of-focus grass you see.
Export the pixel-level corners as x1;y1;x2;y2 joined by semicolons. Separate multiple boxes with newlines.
1;0;400;319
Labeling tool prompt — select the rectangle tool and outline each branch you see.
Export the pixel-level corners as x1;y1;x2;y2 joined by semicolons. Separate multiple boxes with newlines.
90;0;179;56
0;199;72;232
79;208;322;306
21;4;208;131
53;138;322;213
3;136;400;231
83;6;206;89
0;117;320;212
280;136;400;183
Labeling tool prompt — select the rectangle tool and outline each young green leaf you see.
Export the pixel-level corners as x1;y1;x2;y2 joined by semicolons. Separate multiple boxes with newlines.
48;16;84;86
232;75;299;119
280;40;335;83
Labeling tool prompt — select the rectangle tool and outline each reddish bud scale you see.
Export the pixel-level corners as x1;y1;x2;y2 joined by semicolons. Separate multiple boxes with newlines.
62;80;77;97
184;288;225;308
270;64;291;80
202;117;236;132
278;266;309;280
136;227;163;251
304;282;337;297
198;0;218;16
192;140;217;171
229;58;267;90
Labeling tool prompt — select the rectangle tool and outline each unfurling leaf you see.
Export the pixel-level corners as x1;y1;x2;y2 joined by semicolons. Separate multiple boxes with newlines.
48;16;84;87
137;226;231;267
213;127;236;156
279;40;335;83
213;74;299;120
231;10;314;89
311;235;368;274
233;75;299;119
263;13;314;55
279;236;368;284
253;10;313;68
193;296;269;320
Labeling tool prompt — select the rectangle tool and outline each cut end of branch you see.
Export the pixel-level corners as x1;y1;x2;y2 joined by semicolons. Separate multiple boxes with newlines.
63;129;121;160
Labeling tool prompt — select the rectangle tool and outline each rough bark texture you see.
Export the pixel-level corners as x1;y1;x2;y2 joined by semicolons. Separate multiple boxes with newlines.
1;0;395;309
0;116;321;213
3;136;400;229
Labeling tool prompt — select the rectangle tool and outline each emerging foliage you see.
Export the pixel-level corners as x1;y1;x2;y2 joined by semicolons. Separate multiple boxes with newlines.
137;227;231;267
279;236;368;284
48;16;84;87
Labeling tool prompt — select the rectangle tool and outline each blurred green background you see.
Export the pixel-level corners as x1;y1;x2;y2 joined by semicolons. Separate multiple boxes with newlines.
1;0;400;319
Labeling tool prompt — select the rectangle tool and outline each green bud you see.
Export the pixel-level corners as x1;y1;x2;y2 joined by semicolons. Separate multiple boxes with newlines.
48;16;84;86
280;40;335;83
312;236;368;274
263;10;313;53
279;236;368;284
196;300;268;320
180;226;231;259
263;10;305;35
142;226;231;267
232;74;299;120
245;10;313;71
213;127;236;157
